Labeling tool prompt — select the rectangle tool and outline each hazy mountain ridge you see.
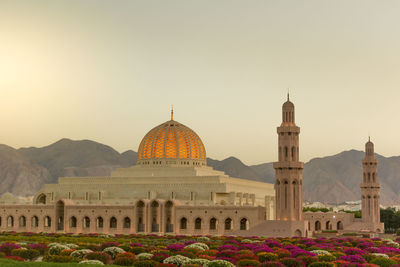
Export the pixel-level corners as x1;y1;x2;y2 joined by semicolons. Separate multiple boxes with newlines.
1;139;400;204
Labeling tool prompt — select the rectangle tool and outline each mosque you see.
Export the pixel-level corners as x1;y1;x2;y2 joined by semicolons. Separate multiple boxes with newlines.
0;97;383;236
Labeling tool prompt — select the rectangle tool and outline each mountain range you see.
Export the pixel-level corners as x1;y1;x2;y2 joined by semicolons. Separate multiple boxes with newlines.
1;138;399;204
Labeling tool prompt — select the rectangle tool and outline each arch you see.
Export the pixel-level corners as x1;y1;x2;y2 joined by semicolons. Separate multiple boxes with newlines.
308;221;310;230
96;217;103;229
56;200;65;231
18;216;26;227
224;218;232;230
363;173;366;183
368;173;371;182
44;216;51;227
83;216;90;229
151;200;160;232
372;173;376;182
110;217;117;229
294;229;302;237
325;221;332;230
123;217;131;229
291;146;296;161
376;228;381;233
315;220;321;231
165;201;173;233
70;216;77;228
7;216;14;227
0;216;2;227
136;200;145;232
180;217;187;230
31;216;39;228
194;217;202;230
284;147;288;158
240;218;249;230
36;194;46;204
209;217;217;230
337;221;343;230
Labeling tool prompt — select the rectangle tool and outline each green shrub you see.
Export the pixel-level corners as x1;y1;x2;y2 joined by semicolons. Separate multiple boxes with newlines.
114;256;136;266
237;259;260;266
279;257;304;267
11;248;40;260
131;246;145;254
297;255;318;266
132;259;159;267
318;254;336;262
309;262;334;267
258;252;278;262
43;255;79;263
370;257;397;267
258;262;285;267
86;252;112;264
204;260;235;267
0;252;6;258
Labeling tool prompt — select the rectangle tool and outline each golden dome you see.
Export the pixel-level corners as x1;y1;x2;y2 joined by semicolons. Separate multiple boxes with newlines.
137;119;206;165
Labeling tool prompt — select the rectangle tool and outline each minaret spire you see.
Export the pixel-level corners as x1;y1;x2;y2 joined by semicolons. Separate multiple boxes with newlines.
171;105;174;120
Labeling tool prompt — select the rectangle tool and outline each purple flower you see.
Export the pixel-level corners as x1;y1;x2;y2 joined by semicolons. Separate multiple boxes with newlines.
166;244;185;251
339;255;366;263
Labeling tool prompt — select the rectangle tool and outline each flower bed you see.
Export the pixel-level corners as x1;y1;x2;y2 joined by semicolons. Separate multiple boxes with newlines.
0;232;400;266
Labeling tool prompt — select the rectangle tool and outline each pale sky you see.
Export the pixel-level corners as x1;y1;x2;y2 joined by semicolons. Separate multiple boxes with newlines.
0;0;399;165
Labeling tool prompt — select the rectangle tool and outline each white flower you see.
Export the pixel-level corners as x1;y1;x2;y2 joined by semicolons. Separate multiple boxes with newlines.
66;243;79;249
78;260;104;265
163;255;191;266
137;253;154;260
71;249;93;259
103;246;125;259
311;250;331;256
371;253;389;258
204;260;235;267
185;242;209;251
188;258;210;265
48;244;70;255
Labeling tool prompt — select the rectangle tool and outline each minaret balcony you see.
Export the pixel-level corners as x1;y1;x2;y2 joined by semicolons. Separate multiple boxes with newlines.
273;161;304;169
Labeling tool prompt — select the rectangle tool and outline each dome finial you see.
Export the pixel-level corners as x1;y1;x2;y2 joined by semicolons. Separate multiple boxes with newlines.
171;105;174;120
287;89;290;101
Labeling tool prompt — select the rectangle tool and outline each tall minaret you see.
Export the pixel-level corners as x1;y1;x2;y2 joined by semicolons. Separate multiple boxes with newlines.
361;138;381;224
273;94;304;221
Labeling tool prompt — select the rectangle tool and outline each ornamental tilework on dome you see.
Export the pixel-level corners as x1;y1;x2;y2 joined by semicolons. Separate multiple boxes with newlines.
137;120;206;162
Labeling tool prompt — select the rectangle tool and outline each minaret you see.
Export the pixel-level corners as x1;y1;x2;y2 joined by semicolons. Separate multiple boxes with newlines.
361;137;381;224
273;94;304;221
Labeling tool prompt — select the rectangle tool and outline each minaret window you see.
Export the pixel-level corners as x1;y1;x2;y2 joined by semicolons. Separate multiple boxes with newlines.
291;146;296;161
372;173;375;182
284;181;288;209
368;173;371;182
285;147;288;159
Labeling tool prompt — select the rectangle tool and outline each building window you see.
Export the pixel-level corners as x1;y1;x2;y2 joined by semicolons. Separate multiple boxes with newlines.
240;218;248;230
19;216;26;227
225;218;232;230
123;217;131;229
194;218;202;230
180;217;187;230
32;216;39;228
7;216;14;227
209;218;217;230
83;217;90;228
70;216;77;228
110;217;117;229
85;192;89;201
97;217;103;228
44;216;51;227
